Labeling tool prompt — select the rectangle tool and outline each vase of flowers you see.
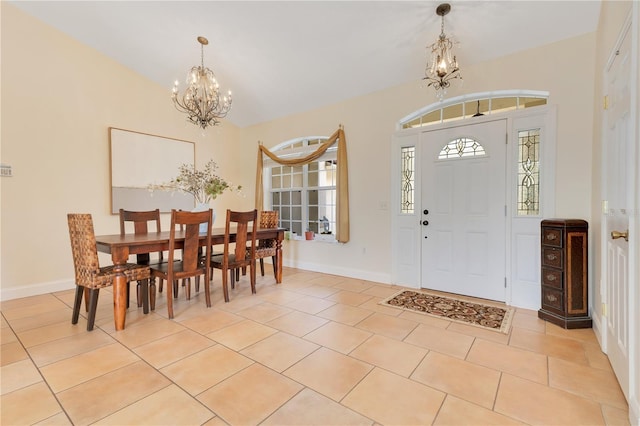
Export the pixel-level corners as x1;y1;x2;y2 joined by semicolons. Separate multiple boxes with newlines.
149;159;241;232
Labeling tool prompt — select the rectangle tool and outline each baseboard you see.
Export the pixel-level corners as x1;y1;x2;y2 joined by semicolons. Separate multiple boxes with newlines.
282;259;391;284
0;279;75;301
630;398;639;426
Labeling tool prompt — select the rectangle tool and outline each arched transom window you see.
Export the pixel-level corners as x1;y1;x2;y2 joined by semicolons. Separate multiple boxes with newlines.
438;137;486;159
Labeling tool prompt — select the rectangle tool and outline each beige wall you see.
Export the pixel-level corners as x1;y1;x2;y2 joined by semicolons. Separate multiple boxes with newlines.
241;32;597;282
1;2;599;299
0;4;250;298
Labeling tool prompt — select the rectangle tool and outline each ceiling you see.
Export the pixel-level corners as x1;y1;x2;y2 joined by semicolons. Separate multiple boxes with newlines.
10;1;602;128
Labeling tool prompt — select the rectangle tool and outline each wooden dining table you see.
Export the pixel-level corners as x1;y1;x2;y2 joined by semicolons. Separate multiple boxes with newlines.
95;227;285;331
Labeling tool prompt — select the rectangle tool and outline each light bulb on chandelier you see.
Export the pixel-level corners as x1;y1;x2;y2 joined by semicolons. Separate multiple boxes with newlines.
172;36;232;129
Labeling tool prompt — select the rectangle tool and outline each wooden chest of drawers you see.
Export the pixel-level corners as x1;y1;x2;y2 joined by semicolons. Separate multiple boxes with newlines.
538;219;592;329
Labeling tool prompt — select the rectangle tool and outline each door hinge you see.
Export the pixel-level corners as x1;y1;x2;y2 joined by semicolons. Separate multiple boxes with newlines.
504;205;507;216
603;95;609;110
505;133;508;144
602;302;607;317
504;277;507;288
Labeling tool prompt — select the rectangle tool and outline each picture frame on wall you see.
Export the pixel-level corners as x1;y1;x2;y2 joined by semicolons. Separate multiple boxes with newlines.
109;127;195;214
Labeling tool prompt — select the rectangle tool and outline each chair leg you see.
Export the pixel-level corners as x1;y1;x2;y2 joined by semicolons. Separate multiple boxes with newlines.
242;266;247;276
185;278;191;300
272;256;277;279
204;273;211;308
173;280;179;299
86;288;100;331
136;281;143;308
72;285;84;325
159;279;164;293
140;279;149;314
250;261;257;295
149;278;156;311
222;268;230;302
125;282;130;309
83;287;90;312
195;276;200;293
259;258;265;276
231;269;236;289
167;281;174;319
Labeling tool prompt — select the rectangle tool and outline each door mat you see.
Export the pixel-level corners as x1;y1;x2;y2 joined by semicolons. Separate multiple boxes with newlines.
380;289;514;334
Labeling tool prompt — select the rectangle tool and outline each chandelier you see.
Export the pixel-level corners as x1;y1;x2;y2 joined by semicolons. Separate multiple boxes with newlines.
423;3;461;99
172;36;232;129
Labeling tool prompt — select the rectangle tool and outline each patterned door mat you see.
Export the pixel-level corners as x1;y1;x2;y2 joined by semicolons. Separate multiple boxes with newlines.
380;289;514;334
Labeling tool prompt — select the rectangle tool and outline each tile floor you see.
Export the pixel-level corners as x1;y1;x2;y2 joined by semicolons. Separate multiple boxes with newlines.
0;267;631;425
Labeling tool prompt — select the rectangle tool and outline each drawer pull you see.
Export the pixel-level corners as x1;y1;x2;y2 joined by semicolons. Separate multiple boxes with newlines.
546;253;557;261
546;294;558;302
546;233;557;241
546;274;556;281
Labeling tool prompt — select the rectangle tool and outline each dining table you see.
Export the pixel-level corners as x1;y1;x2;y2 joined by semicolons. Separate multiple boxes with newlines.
95;227;285;331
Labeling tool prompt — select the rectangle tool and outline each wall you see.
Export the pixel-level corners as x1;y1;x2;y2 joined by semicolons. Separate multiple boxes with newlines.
1;2;598;301
0;4;249;299
241;33;597;286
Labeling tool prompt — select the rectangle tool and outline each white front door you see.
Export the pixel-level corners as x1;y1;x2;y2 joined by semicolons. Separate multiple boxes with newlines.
603;19;632;401
421;120;507;301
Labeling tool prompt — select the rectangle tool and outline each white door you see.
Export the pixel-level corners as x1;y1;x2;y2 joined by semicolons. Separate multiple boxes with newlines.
603;20;632;400
421;120;507;301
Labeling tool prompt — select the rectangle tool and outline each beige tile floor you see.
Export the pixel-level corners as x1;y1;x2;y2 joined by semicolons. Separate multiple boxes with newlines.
0;267;631;425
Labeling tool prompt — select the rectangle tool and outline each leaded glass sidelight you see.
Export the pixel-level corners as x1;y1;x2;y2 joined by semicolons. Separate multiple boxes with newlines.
401;146;415;214
517;129;540;215
438;137;486;159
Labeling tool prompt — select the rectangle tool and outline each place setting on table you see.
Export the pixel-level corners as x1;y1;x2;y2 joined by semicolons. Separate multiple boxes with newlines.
71;159;284;331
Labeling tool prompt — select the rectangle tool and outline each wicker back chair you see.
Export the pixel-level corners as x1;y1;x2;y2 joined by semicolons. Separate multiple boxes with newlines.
250;210;279;278
211;209;258;302
68;213;150;330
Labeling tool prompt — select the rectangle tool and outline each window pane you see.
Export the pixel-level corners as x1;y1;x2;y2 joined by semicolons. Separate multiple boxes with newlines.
308;189;318;205
309;205;318;221
491;97;517;114
271;174;281;189
292;222;303;235
281;191;290;205
517;128;540;215
308;169;318;186
283;174;291;188
401;146;415;214
292;207;302;220
442;103;464;122
272;192;280;206
292;172;303;187
521;97;547;109
438;138;486;159
292;190;302;205
281;207;290;221
464;99;489;118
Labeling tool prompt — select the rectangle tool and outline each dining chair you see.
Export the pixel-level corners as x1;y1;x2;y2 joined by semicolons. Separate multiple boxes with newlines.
148;209;212;319
67;213;150;331
252;210;279;278
211;209;258;302
119;209;164;310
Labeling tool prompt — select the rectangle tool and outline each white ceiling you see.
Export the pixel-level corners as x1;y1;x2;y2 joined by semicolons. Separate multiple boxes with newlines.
10;1;601;127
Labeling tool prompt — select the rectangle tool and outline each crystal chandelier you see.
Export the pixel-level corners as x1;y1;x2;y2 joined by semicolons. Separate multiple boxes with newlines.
172;36;232;129
423;3;461;99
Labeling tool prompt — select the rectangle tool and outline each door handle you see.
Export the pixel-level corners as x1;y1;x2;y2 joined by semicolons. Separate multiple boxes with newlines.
611;230;629;242
422;220;429;226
